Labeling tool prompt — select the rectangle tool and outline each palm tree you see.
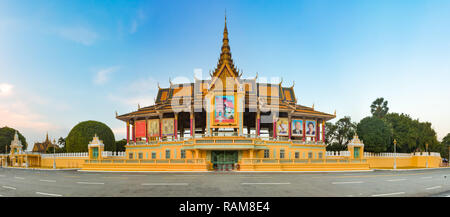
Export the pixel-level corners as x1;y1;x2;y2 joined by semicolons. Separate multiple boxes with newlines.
370;97;389;118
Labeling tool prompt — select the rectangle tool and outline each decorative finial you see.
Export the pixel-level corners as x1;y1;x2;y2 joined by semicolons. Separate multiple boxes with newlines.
334;110;336;116
138;104;140;109
291;81;295;88
169;77;173;86
312;103;315;109
279;77;283;86
115;111;118;117
157;82;161;90
255;72;258;80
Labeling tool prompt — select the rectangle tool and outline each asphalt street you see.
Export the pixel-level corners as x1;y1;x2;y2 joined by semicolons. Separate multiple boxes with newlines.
0;167;449;197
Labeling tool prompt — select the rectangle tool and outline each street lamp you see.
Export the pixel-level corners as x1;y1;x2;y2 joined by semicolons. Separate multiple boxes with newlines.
393;139;397;170
53;144;56;169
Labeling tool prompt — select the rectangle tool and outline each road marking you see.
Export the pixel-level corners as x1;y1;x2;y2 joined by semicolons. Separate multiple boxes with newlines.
372;192;405;197
241;182;291;185
76;182;104;185
64;176;79;178
39;179;56;183
425;186;441;190
421;177;432;179
14;177;24;180
239;176;273;178
2;186;16;190
332;181;364;184
174;175;204;177
386;178;407;182
141;183;189;186
123;174;145;177
36;192;62;197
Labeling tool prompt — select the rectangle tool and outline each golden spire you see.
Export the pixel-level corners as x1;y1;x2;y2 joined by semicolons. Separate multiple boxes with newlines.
212;13;238;77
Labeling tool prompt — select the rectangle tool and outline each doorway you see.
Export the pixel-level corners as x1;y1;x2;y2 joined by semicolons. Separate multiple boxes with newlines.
211;151;238;171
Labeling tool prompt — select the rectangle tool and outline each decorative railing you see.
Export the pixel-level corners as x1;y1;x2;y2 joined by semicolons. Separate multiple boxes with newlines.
240;158;366;164
84;158;207;164
102;151;126;157
326;151;350;157
41;152;88;158
364;152;441;158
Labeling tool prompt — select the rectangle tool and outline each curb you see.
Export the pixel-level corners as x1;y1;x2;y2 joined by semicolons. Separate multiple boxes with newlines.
1;167;80;171
373;167;450;171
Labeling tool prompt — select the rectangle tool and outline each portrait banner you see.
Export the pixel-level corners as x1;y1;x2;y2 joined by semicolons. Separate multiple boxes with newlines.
162;118;174;136
276;118;289;136
214;95;235;124
291;119;303;137
147;119;159;137
305;120;316;137
135;120;146;138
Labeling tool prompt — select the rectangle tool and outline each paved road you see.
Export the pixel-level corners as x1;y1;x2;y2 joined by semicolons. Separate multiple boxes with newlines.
0;167;449;197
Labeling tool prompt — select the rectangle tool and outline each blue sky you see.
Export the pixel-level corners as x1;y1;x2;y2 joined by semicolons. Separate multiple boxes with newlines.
1;0;450;148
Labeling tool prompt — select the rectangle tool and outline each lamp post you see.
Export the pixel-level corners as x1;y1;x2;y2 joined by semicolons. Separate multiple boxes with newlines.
393;139;397;170
53;145;56;169
425;143;429;168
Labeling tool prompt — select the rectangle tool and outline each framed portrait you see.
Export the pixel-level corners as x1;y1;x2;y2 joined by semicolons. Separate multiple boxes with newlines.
162;118;174;136
135;120;146;138
147;119;159;137
214;95;235;124
291;119;303;137
305;120;316;137
276;118;289;136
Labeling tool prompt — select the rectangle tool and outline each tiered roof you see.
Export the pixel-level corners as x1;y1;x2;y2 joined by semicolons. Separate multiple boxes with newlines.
117;16;335;121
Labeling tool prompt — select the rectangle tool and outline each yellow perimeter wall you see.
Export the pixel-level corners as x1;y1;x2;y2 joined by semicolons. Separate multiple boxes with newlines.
40;157;86;168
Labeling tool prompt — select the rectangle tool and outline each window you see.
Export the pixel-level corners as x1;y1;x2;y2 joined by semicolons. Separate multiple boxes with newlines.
308;152;313;159
318;152;323;159
138;152;143;159
280;149;285;159
264;150;270;159
151;152;156;159
295;152;299;159
146;153;148;159
165;150;171;159
181;150;186;159
128;152;133;159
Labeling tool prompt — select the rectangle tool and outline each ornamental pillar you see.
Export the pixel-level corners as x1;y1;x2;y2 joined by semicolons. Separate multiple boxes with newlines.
159;114;163;140
322;120;325;143
132;118;136;143
145;117;149;143
190;111;195;138
256;110;261;137
302;119;306;142
174;113;178;140
272;114;277;139
126;120;130;144
288;113;292;141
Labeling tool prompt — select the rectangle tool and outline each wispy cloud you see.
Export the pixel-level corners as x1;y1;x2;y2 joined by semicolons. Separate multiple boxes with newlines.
93;66;120;85
129;9;147;34
0;83;13;96
58;26;98;46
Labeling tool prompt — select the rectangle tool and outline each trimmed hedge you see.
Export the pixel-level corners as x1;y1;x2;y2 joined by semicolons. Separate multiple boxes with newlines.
65;120;115;152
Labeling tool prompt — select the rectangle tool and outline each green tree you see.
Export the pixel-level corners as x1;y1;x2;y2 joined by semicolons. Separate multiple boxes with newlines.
57;137;66;152
439;133;450;160
357;116;392;153
115;139;127;152
65;120;116;152
325;116;356;151
370;97;389;118
0;126;27;153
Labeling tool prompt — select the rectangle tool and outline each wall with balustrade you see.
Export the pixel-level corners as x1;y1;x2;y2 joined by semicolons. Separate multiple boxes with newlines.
364;152;441;168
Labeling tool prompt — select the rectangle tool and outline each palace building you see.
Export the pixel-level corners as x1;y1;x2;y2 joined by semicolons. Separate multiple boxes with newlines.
0;17;442;171
115;16;337;171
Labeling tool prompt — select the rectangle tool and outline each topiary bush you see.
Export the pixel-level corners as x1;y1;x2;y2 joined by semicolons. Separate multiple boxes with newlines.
0;126;27;153
65;120;115;152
